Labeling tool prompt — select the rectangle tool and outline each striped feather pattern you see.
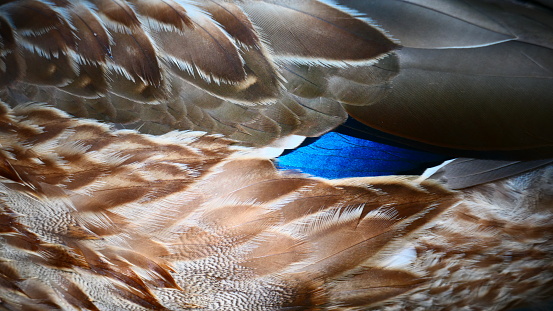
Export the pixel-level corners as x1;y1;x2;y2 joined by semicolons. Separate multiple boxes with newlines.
0;103;552;310
0;0;397;147
2;0;553;158
0;1;552;310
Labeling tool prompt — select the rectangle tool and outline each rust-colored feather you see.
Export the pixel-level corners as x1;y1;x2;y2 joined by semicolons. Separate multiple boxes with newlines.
0;102;552;310
0;1;552;310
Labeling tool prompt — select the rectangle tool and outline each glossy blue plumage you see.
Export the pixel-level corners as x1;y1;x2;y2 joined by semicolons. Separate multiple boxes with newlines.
277;132;449;179
0;1;553;310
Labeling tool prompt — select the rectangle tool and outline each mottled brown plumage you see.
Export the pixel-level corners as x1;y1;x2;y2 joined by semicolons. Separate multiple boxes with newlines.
0;0;552;310
1;0;552;158
0;102;552;310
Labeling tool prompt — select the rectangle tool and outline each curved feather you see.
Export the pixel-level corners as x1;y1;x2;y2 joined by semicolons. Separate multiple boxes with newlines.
341;0;553;158
428;158;553;189
0;0;396;148
0;103;552;310
238;0;398;63
2;0;553;159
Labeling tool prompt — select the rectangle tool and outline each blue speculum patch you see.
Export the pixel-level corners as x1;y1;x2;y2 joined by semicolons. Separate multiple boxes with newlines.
277;132;449;179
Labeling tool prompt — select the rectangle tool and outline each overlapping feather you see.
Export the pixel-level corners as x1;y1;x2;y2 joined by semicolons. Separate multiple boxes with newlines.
0;0;398;148
2;0;552;159
0;102;552;310
341;0;553;158
0;1;552;310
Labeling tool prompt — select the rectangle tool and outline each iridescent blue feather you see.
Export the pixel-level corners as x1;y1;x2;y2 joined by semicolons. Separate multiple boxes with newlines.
278;132;449;178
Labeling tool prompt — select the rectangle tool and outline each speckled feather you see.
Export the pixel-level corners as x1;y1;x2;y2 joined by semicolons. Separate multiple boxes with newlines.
0;0;553;310
0;103;552;310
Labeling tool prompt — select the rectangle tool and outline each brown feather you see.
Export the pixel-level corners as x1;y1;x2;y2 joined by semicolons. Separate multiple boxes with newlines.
341;0;553;158
0;0;396;147
94;0;142;28
130;0;194;30
239;0;398;62
70;3;111;63
1;103;551;310
0;15;22;88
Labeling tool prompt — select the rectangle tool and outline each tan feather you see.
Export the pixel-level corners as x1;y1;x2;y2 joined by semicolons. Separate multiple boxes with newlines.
0;102;552;310
0;1;553;310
